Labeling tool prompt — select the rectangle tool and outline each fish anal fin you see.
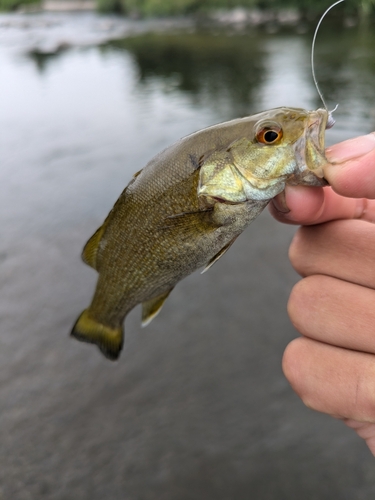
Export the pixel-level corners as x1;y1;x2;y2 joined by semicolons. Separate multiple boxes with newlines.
82;225;105;270
201;236;238;274
142;289;173;327
71;309;123;361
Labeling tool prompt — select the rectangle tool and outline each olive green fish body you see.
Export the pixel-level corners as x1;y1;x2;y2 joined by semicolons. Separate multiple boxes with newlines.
71;107;330;360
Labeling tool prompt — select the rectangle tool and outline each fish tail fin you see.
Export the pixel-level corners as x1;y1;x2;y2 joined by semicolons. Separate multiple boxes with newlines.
71;309;123;361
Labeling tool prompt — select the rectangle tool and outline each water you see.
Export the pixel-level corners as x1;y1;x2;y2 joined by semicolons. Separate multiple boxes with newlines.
2;13;375;239
1;12;375;500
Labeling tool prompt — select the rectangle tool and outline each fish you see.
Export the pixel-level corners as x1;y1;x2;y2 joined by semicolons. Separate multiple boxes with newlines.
71;106;331;361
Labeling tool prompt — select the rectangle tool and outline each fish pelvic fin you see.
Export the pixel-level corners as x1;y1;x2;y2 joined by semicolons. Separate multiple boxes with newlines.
142;289;173;327
201;236;238;274
71;309;123;361
82;225;106;270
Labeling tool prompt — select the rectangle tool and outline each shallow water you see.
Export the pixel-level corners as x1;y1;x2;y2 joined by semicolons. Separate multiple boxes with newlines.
2;13;375;237
1;12;375;500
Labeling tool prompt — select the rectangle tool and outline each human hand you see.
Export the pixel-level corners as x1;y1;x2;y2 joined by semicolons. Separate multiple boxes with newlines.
269;132;375;456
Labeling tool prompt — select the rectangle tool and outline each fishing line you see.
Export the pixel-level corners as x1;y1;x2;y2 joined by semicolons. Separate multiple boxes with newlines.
311;0;345;127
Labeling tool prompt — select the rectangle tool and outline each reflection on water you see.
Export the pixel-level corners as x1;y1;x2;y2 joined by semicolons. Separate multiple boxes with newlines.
2;16;375;241
1;14;375;304
308;22;375;137
106;32;265;117
2;13;375;499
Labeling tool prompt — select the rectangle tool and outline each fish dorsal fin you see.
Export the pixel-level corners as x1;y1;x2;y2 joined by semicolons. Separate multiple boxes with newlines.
82;225;106;270
201;236;238;274
133;168;143;179
141;288;174;327
82;184;132;271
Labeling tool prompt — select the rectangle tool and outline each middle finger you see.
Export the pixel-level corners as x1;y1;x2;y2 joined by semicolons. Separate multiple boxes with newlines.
289;219;375;290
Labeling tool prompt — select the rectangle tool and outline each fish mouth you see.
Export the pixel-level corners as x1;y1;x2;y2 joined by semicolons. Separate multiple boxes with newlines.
290;108;331;187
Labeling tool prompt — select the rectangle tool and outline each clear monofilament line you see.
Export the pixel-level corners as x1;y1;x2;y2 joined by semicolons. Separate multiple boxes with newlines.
311;0;345;112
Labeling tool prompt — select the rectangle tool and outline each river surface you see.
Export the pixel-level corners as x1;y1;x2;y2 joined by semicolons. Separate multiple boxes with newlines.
1;12;375;500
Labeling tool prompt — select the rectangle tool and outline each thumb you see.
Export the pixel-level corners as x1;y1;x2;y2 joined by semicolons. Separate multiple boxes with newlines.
325;133;375;199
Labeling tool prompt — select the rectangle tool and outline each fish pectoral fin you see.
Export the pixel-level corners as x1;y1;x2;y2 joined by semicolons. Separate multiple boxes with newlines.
82;225;105;270
201;236;238;274
142;289;174;327
71;309;123;361
159;209;212;231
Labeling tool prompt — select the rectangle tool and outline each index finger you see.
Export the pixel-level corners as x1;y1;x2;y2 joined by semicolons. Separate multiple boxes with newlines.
269;185;375;226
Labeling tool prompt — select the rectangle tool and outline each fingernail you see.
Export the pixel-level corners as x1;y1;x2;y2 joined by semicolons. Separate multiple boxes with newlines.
326;132;375;163
272;191;290;213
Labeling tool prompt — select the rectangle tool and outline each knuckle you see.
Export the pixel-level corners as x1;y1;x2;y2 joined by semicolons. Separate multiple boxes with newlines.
288;229;306;275
287;282;302;329
282;338;305;393
289;226;323;277
287;278;315;334
353;369;375;422
282;337;322;413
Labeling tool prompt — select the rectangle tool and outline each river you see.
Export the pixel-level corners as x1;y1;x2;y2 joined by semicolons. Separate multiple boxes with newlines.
1;11;375;500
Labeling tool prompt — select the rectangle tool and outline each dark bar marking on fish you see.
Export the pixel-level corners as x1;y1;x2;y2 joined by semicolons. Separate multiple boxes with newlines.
189;154;201;170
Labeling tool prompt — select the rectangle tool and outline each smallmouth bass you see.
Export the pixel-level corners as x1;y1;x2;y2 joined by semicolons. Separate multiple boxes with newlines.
71;107;330;360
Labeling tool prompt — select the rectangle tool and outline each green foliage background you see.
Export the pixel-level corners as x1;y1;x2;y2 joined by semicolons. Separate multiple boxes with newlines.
1;0;374;17
96;0;375;17
0;0;39;10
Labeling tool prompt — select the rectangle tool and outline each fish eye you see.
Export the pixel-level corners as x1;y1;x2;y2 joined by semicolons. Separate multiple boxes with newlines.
256;125;283;145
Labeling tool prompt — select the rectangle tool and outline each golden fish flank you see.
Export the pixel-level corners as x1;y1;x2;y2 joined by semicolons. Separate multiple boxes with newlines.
71;107;330;361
